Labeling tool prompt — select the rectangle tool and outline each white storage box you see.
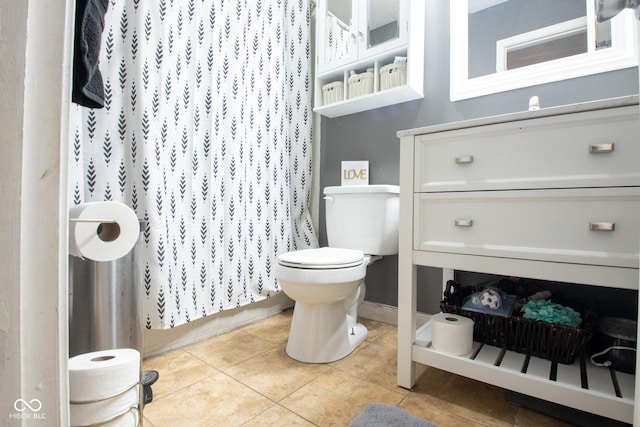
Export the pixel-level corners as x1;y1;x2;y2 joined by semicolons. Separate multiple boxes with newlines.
347;72;374;99
380;62;407;90
322;81;344;105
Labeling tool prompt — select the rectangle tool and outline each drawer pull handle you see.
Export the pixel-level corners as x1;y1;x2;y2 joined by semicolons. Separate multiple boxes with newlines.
455;155;473;165
589;143;614;154
455;219;473;227
589;222;615;231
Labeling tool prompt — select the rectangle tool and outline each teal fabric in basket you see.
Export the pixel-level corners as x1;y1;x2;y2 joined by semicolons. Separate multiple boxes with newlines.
349;403;439;427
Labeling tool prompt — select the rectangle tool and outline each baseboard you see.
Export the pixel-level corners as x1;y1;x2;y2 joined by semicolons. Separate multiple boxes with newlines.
359;300;432;327
143;293;294;358
144;298;430;358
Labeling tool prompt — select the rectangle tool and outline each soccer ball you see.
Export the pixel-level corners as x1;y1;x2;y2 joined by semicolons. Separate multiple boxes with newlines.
480;289;502;309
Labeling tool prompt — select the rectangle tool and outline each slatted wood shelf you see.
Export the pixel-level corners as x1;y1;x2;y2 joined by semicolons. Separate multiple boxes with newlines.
412;321;634;423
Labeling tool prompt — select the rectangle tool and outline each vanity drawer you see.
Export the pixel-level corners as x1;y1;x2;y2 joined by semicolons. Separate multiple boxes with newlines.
415;107;640;192
414;187;640;268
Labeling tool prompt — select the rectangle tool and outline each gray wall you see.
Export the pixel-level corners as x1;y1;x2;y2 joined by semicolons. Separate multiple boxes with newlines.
318;1;639;314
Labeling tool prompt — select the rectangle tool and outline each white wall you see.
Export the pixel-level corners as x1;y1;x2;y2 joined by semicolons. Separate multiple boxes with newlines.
0;0;29;421
0;0;74;424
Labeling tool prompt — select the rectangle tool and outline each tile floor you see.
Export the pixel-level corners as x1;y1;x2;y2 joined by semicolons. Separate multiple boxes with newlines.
142;309;574;427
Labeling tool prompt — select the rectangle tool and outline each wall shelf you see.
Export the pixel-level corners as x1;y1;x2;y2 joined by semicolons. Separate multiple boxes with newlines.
314;83;422;118
313;0;424;117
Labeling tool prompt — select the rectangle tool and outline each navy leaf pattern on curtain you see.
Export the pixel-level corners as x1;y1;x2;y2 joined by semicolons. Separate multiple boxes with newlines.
69;0;317;329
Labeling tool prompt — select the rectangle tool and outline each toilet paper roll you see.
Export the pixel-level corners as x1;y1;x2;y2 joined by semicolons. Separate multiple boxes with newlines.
431;313;474;356
70;385;139;427
69;201;140;261
101;407;140;427
69;348;140;403
93;407;140;427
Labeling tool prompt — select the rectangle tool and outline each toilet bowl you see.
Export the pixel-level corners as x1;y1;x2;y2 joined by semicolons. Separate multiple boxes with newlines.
276;247;369;363
275;185;399;363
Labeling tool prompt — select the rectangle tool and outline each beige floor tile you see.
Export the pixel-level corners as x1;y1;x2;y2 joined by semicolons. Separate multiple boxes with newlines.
184;329;278;370
141;313;623;427
514;407;575;427
333;341;407;393
410;367;517;427
242;404;316;427
239;311;292;346
359;317;395;343
142;349;219;399
371;327;399;350
325;340;372;368
399;395;486;427
333;327;428;393
225;347;330;401
144;372;273;427
280;368;404;427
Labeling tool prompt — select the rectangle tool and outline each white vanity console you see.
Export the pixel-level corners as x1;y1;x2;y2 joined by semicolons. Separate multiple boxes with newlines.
397;96;640;424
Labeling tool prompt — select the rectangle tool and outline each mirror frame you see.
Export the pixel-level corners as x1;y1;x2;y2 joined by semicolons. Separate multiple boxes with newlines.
450;1;638;101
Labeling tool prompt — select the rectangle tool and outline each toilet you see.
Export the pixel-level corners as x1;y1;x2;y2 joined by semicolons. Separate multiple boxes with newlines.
275;185;399;363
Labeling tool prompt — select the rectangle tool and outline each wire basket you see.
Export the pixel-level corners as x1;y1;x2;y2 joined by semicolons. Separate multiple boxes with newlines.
380;62;407;90
440;280;594;364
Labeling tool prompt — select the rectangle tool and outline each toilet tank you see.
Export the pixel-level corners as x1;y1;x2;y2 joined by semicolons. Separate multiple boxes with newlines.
324;185;399;255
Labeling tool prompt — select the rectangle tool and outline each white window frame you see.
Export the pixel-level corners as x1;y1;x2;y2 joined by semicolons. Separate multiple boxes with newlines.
496;17;588;72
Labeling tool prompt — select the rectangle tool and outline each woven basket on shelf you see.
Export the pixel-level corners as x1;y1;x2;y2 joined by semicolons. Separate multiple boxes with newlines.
380;62;407;90
322;81;344;105
347;72;374;99
440;280;593;364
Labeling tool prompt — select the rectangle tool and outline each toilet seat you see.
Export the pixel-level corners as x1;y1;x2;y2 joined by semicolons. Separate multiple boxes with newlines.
278;247;364;269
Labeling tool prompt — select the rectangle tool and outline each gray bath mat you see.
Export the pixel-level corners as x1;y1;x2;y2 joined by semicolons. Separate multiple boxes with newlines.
349;403;439;427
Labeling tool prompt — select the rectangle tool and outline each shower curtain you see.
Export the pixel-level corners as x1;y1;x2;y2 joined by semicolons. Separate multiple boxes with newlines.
69;0;317;329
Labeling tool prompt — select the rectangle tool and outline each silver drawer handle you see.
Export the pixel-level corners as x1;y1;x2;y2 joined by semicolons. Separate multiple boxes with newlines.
454;219;473;227
455;155;473;165
589;221;615;231
589;143;614;153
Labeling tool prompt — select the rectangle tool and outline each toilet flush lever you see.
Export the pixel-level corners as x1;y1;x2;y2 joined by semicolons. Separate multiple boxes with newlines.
323;196;334;202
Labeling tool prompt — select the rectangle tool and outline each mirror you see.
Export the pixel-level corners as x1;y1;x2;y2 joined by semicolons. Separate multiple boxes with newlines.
324;0;353;67
367;0;400;48
450;0;638;101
